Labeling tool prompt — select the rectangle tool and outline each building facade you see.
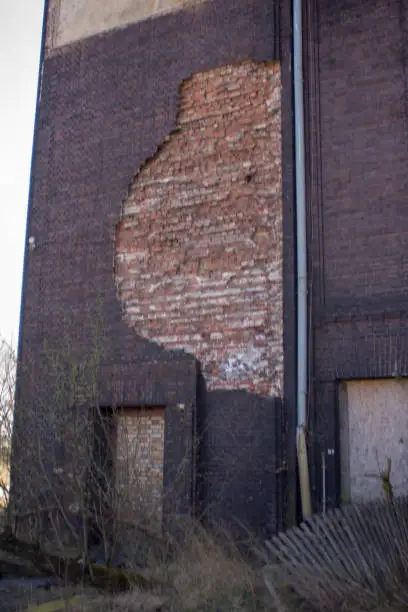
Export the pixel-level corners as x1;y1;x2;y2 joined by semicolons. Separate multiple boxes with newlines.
12;0;408;537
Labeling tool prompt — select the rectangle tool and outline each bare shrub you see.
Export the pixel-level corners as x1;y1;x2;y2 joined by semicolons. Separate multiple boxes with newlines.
0;336;15;516
4;324;270;610
77;523;258;611
67;526;258;611
8;320;168;570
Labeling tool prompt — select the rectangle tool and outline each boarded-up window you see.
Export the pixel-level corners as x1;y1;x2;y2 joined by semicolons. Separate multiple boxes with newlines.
340;379;408;503
115;407;165;531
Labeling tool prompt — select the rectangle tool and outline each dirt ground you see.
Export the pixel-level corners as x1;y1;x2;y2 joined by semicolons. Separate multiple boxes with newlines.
0;565;169;612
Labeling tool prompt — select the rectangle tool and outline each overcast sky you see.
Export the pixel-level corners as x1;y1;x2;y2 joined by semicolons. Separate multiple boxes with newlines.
0;0;44;346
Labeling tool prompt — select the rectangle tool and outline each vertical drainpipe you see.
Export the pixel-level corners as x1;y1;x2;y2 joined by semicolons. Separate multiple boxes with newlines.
293;0;312;518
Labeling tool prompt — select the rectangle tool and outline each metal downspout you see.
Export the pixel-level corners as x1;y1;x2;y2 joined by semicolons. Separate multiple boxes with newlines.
293;0;312;518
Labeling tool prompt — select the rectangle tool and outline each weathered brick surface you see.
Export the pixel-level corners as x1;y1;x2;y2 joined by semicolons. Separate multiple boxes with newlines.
115;61;283;396
305;0;408;509
15;0;293;535
318;0;408;308
197;387;282;538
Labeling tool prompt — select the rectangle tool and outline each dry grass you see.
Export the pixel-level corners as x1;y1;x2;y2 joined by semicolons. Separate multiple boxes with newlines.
69;590;168;611
264;497;408;612
76;523;261;611
0;522;268;612
155;523;259;611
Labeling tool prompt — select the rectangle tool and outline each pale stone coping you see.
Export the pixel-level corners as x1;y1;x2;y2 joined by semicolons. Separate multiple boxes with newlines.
46;0;206;53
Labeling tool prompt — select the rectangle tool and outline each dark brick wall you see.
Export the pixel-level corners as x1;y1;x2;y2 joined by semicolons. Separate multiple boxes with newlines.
21;0;281;373
307;0;408;509
197;379;282;538
320;0;408;308
14;0;294;535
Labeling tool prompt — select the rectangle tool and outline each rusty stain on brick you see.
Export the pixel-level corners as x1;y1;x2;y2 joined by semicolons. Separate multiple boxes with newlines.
115;60;283;396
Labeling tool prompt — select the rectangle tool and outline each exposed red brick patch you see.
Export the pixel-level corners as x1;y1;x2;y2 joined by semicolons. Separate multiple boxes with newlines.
115;60;283;396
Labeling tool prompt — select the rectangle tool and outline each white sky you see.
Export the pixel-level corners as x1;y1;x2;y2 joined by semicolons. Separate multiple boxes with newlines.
0;0;44;346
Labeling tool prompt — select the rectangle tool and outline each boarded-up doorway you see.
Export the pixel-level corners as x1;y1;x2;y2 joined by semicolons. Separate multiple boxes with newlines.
115;407;165;532
339;379;408;503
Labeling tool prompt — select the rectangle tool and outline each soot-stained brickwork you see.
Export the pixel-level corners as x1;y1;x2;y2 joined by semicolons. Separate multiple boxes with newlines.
197;384;283;537
304;0;408;510
115;60;283;397
15;0;294;535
